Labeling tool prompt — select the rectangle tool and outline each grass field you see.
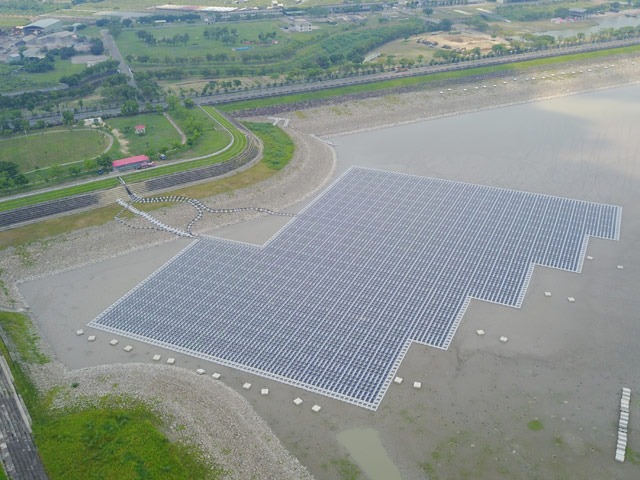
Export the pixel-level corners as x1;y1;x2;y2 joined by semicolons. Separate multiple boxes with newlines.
106;113;182;158
0;60;86;94
116;20;291;61
0;16;30;27
35;403;226;480
0;129;110;173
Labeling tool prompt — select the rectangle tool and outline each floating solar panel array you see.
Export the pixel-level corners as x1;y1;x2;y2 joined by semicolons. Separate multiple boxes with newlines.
90;167;621;410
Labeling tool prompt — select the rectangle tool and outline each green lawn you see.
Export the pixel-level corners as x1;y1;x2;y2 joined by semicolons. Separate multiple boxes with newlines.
35;405;226;480
243;122;293;170
0;129;110;173
106;113;182;159
0;60;86;94
169;106;233;159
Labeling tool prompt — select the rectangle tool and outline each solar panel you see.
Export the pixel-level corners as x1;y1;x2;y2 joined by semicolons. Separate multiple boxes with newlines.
90;167;621;410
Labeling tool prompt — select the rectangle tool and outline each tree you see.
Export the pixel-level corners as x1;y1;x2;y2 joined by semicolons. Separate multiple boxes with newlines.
108;23;122;39
62;110;75;125
90;38;105;55
121;99;139;116
423;7;434;16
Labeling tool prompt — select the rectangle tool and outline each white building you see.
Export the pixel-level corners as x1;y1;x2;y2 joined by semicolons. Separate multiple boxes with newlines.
293;18;312;32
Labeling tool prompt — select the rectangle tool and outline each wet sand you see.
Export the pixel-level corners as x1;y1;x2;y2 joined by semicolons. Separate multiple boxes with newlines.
6;52;640;479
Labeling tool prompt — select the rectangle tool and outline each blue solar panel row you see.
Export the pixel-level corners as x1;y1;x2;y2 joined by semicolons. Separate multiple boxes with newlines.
90;167;621;410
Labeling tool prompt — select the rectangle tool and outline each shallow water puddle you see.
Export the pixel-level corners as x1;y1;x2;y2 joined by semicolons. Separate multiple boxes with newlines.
337;427;402;480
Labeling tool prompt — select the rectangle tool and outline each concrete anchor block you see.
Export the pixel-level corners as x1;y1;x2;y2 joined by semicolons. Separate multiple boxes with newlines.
124;345;133;352
476;329;485;336
76;329;84;336
393;376;403;384
311;404;322;413
544;291;552;297
567;297;575;303
87;335;96;342
242;383;252;390
166;358;175;365
261;388;269;396
500;336;509;343
152;354;161;361
413;382;422;389
196;368;205;375
211;373;221;380
109;339;119;346
293;398;303;406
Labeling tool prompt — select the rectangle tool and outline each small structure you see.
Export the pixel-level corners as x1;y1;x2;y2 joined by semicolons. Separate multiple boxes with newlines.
293;18;312;32
112;155;150;172
134;124;146;135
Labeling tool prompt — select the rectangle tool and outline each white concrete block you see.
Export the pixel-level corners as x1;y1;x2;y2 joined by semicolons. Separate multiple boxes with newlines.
109;339;119;346
393;376;403;384
196;368;205;375
87;335;96;342
586;255;594;260
499;336;508;343
211;373;221;380
242;382;252;390
567;297;575;303
261;388;269;396
152;354;161;361
124;345;133;352
413;382;422;389
311;404;322;413
544;291;552;297
617;265;624;270
166;357;175;365
293;397;303;406
476;329;485;336
76;329;84;336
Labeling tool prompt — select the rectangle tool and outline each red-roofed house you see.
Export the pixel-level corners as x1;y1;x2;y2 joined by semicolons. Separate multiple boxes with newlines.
134;124;146;135
112;155;150;172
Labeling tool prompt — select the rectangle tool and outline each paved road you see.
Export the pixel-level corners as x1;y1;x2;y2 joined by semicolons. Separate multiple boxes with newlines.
100;29;136;88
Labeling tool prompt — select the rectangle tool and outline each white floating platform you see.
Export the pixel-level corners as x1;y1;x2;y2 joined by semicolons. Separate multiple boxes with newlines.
293;397;303;406
242;383;252;390
166;358;175;365
261;388;269;396
311;404;322;413
393;376;403;384
196;368;206;375
544;291;552;297
109;339;119;346
413;382;422;389
76;329;84;336
567;297;575;303
617;265;624;270
586;256;594;260
123;345;133;352
499;336;508;343
152;354;161;361
87;335;96;342
476;329;485;336
211;373;221;380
